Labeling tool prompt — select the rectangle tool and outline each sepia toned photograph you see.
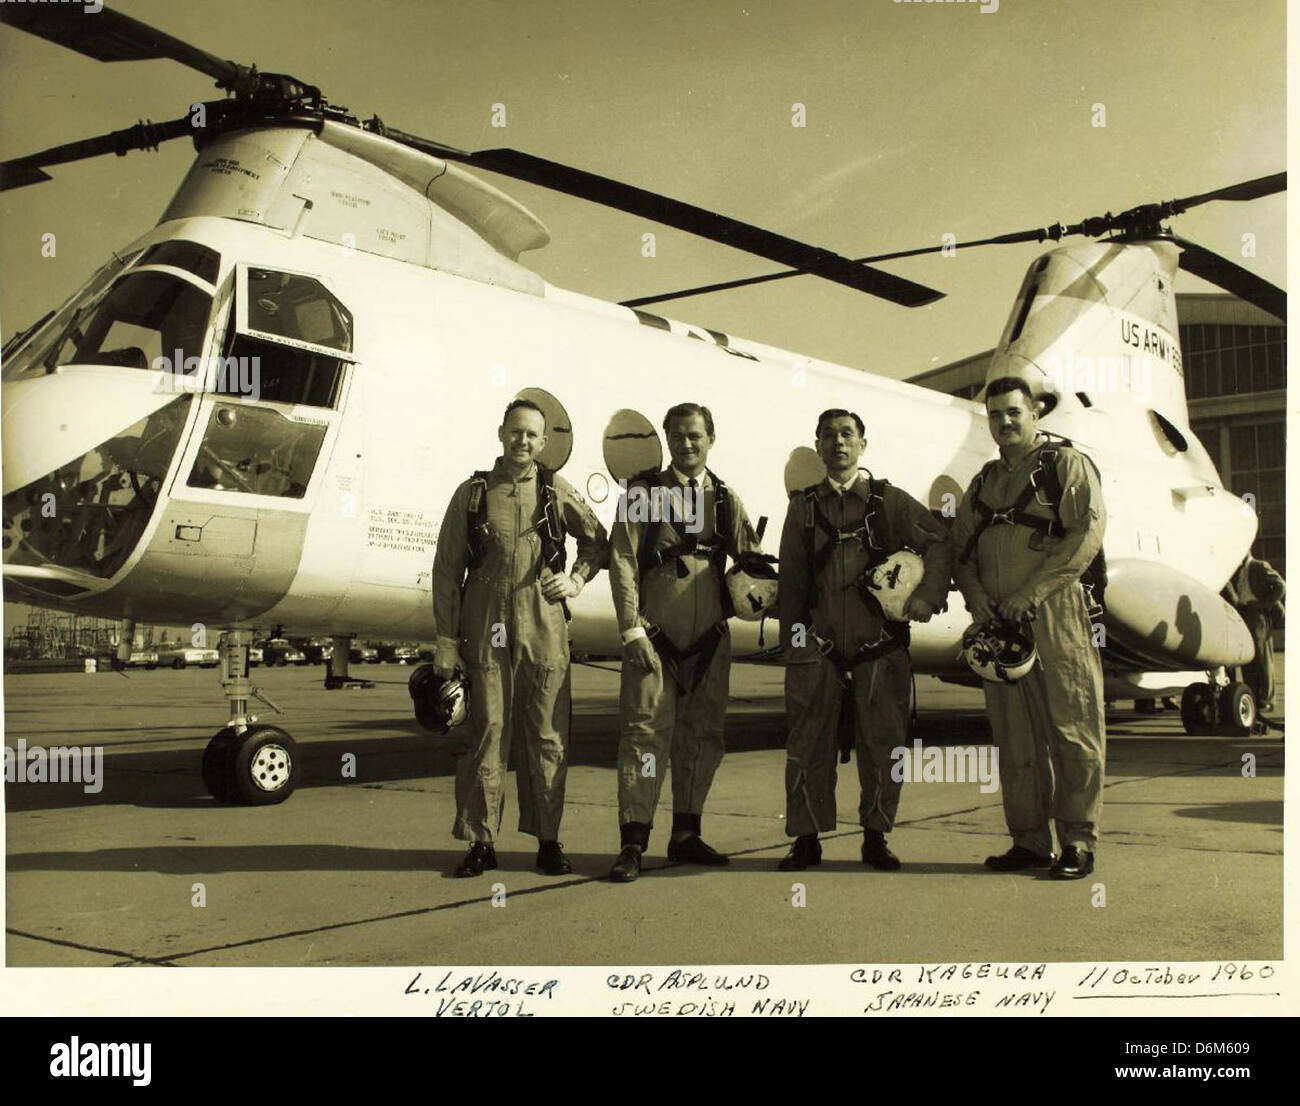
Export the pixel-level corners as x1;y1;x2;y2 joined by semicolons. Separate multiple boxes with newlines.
0;0;1288;1019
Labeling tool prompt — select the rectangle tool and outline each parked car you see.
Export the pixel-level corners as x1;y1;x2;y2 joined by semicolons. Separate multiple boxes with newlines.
390;644;419;664
248;644;263;666
297;638;334;664
157;643;221;669
349;644;380;664
374;642;418;664
261;638;307;666
126;649;159;670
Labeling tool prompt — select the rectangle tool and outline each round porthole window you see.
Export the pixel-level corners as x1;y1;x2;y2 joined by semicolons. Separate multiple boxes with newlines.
514;387;572;471
602;409;662;481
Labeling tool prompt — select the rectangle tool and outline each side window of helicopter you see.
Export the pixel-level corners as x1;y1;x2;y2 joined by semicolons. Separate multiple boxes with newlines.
213;267;353;407
184;266;354;499
186;403;327;499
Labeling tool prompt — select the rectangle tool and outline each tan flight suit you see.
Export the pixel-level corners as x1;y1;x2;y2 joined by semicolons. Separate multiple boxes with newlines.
610;469;763;828
433;458;609;844
951;435;1106;855
779;473;953;837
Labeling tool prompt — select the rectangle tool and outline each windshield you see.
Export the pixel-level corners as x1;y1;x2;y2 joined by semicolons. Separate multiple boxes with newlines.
2;397;192;579
3;270;212;381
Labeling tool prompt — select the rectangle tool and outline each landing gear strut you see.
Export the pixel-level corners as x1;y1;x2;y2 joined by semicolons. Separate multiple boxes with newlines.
201;628;298;804
323;634;374;689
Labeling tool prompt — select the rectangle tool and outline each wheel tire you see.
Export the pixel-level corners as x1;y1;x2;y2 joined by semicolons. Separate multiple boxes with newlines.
201;728;243;803
172;657;186;670
276;658;287;667
1180;683;1216;736
1219;682;1257;736
231;725;299;804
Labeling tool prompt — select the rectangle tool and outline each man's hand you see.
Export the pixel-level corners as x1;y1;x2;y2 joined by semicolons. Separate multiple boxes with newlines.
996;591;1036;623
904;595;936;623
625;635;659;674
433;639;461;679
541;571;581;603
966;594;996;624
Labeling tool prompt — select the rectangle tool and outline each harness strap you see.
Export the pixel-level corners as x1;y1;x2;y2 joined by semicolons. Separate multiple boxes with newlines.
646;621;727;693
959;446;1069;564
816;624;911;763
802;474;889;608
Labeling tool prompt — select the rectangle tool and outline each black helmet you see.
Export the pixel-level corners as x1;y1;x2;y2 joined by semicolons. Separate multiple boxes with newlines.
409;664;470;733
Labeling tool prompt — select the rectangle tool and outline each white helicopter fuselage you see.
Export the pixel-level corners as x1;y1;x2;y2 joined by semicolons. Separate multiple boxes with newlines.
1;126;1257;677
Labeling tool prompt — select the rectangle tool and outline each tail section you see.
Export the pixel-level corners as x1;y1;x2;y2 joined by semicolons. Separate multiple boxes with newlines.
982;239;1188;426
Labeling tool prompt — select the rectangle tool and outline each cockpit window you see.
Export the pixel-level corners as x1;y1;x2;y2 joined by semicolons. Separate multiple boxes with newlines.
3;271;211;380
2;251;140;381
245;269;353;353
137;240;221;285
2;396;192;579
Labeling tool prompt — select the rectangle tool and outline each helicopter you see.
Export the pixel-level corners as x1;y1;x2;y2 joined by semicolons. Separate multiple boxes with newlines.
0;5;1283;806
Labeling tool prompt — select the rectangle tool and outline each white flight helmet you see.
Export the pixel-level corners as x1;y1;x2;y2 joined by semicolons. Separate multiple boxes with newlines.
960;620;1037;683
867;550;926;621
409;664;471;733
726;554;780;621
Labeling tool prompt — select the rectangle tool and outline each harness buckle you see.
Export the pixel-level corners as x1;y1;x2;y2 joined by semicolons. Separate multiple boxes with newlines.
991;508;1016;526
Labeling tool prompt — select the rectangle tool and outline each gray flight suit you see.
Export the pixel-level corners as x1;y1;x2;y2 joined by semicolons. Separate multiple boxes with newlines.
779;473;953;837
610;469;763;827
433;458;609;844
951;435;1107;854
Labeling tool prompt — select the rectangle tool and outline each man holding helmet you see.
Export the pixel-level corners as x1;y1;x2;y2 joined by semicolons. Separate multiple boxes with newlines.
777;409;953;872
606;402;767;882
432;398;609;878
951;376;1107;880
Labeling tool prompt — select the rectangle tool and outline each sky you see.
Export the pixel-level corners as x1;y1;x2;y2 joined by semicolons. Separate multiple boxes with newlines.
0;0;1287;381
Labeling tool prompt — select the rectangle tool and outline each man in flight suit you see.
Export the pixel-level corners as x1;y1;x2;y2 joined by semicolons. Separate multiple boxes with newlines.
778;409;953;871
951;376;1107;880
1224;552;1285;713
432;399;609;877
607;403;765;882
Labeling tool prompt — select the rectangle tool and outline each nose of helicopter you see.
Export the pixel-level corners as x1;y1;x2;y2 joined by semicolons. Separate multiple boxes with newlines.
2;366;186;497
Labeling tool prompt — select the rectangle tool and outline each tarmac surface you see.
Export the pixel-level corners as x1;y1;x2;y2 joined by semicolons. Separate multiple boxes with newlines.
2;660;1284;968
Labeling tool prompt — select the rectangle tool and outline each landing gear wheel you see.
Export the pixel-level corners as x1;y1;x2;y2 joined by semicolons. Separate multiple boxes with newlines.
201;724;299;805
1219;682;1257;736
1180;683;1216;736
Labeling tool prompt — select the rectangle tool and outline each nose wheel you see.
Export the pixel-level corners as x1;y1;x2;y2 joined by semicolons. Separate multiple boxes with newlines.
202;724;300;804
204;627;298;803
1179;680;1257;737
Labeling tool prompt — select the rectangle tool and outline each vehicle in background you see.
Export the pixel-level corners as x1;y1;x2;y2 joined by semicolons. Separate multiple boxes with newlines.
127;649;159;670
297;638;334;664
261;638;307;666
374;642;419;664
350;644;380;664
156;642;221;669
248;644;263;666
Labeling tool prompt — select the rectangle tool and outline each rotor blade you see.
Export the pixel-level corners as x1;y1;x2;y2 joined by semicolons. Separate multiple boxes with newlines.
0;4;245;88
1173;172;1286;212
381;130;943;306
1172;236;1286;320
0;116;194;191
621;224;1067;307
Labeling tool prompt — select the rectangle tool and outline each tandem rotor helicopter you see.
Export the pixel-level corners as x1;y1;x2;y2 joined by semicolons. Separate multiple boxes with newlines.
0;6;1285;805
